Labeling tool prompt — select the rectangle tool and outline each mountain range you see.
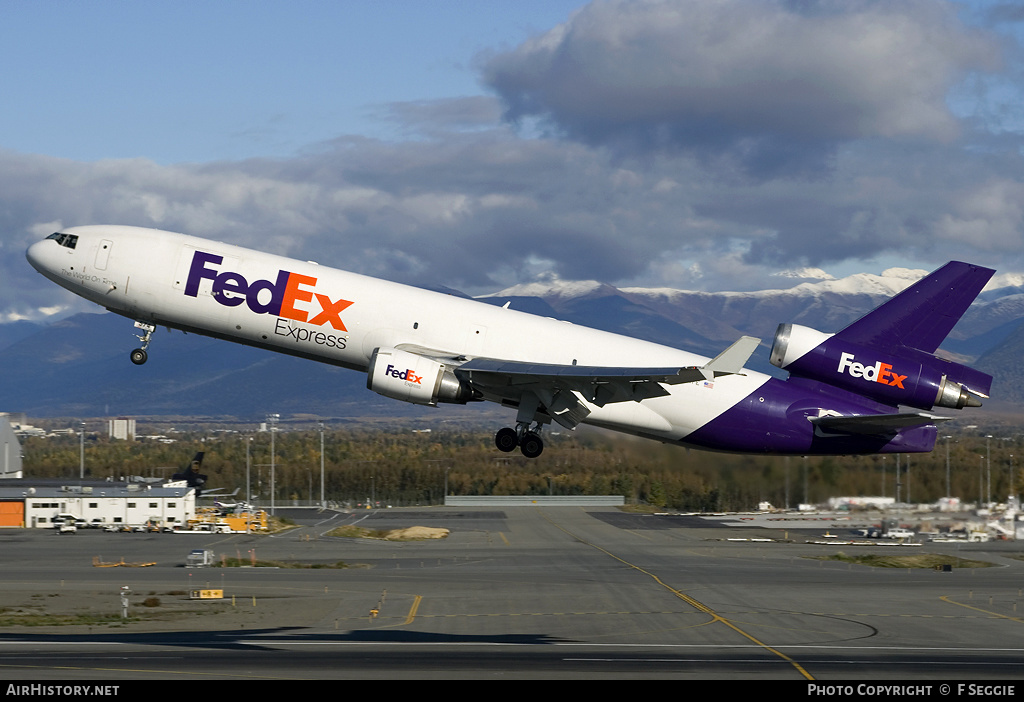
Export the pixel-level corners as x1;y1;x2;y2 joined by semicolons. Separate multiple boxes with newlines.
3;266;1024;421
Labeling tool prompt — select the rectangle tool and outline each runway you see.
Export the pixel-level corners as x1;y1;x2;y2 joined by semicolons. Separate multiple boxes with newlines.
1;506;1022;680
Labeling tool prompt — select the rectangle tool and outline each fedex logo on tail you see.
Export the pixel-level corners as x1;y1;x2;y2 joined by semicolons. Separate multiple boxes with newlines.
837;352;906;389
385;365;423;385
185;251;352;330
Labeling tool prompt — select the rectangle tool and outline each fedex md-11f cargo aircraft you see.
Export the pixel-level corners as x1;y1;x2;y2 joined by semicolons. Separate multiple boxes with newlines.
27;226;993;458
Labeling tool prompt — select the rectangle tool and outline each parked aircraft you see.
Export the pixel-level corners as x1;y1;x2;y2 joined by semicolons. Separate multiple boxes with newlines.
170;451;208;496
27;226;993;458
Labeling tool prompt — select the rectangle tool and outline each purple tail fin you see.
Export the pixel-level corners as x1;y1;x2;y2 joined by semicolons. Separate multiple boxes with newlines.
771;261;994;409
837;261;994;354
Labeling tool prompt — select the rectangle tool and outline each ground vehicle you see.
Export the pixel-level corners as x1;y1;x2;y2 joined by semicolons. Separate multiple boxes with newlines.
57;521;77;534
884;528;915;540
186;549;215;567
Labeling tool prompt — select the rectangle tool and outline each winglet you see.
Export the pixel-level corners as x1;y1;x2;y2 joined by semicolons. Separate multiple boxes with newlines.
704;336;761;376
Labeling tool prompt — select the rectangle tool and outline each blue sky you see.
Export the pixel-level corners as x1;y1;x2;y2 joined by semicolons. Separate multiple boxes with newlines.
3;0;1024;322
2;1;586;163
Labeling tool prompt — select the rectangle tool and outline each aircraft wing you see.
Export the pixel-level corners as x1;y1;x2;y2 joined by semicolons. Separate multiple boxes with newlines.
810;412;951;436
453;336;761;430
202;487;240;499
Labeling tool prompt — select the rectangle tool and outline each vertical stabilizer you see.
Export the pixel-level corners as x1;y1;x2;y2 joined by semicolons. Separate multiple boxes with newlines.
836;261;994;354
770;261;993;409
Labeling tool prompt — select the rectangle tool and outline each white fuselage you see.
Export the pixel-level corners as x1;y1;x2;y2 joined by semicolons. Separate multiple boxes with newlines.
26;225;772;442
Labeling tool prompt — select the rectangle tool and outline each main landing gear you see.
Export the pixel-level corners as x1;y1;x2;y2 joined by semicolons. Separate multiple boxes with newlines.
494;424;545;459
495;391;549;458
130;322;155;365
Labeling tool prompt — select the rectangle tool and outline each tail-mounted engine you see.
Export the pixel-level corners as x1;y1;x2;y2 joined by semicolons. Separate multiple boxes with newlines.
367;347;478;406
770;323;990;410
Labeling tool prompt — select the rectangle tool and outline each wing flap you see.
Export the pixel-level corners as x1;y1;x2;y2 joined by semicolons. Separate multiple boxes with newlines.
454;336;761;429
456;335;760;388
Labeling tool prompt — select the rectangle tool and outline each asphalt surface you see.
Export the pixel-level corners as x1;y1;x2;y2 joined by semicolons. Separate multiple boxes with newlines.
1;506;1023;682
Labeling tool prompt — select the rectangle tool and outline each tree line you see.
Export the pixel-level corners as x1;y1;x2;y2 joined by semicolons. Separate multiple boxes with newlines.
19;424;1024;511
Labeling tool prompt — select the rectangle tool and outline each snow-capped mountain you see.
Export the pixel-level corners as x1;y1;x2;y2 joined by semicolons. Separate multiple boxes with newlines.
3;265;1024;417
480;267;944;347
479;267;1024;407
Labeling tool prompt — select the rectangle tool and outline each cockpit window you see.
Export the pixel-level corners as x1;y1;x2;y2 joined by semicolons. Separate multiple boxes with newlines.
46;232;78;249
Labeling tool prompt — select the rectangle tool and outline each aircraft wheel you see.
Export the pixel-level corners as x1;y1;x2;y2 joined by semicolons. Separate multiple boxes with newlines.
519;432;544;459
130;348;148;365
495;427;518;453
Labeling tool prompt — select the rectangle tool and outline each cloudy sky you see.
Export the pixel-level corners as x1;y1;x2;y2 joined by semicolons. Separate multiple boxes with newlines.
3;0;1024;322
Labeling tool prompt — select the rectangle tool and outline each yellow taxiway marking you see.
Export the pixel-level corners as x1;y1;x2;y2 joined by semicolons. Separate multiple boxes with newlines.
538;509;814;680
941;595;1024;623
404;595;423;625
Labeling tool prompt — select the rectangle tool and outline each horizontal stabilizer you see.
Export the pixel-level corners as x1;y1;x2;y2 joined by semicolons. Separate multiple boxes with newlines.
810;412;950;436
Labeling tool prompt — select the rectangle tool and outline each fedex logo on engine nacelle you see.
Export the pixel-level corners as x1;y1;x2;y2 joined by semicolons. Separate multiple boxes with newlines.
385;364;422;385
837;352;907;389
185;251;352;331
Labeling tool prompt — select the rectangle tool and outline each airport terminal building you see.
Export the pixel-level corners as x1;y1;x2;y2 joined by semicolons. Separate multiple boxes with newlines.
0;481;195;528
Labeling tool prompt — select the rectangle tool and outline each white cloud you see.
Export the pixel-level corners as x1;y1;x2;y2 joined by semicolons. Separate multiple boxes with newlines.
482;0;1002;175
4;1;1024;322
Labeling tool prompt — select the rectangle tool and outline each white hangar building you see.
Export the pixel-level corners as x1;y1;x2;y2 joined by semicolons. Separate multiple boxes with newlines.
0;417;22;480
0;482;195;528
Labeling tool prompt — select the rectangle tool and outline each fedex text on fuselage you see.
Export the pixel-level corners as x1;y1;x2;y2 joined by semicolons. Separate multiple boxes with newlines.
185;250;353;331
836;351;907;389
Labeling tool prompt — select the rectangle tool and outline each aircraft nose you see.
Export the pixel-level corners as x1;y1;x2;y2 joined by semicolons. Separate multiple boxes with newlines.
25;240;48;272
26;238;64;278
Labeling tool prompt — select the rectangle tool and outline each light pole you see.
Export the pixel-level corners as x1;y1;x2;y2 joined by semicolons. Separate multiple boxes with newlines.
1011;454;1015;504
944;435;953;498
425;460;451;506
246;436;252;507
319;422;326;509
79;422;85;479
267;413;279;515
803;456;808;506
979;455;985;508
881;456;886;498
986;434;992;507
895;454;901;520
785;456;790;510
906;455;911;505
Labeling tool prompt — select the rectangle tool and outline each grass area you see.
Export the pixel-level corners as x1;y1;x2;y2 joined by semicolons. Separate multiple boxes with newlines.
0;591;219;627
328;525;393;539
810;552;994;569
0;610;136;627
219;557;351;568
619;504;665;514
326;525;449;540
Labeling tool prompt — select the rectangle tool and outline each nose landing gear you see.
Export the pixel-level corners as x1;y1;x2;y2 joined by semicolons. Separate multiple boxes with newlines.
130;322;155;365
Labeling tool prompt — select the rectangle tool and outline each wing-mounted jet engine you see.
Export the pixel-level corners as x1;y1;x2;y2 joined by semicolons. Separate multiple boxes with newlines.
366;347;478;406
